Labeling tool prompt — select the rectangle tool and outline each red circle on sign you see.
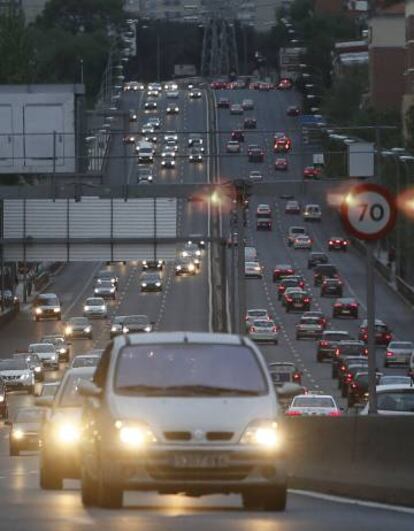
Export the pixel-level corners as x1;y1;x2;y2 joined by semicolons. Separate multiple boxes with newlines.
340;183;397;241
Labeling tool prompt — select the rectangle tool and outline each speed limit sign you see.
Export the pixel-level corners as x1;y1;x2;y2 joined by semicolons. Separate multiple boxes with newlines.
340;183;397;241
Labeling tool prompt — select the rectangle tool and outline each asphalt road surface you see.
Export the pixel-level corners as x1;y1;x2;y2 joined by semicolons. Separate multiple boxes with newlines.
0;85;412;529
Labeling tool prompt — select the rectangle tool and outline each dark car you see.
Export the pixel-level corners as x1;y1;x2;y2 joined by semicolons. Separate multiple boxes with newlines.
217;97;230;108
317;330;351;362
339;361;369;397
333;298;359;319
40;335;70;363
286;105;300;117
140;272;162;292
243;117;257;129
268;362;302;387
307;252;328;269
122;315;153;334
358;319;392;345
142;259;164;271
273;264;295;282
0;379;8;419
328;237;348;252
247;144;265;162
321;278;343;297
8;407;45;456
231;129;244;142
314;264;339;287
347;371;382;408
336;355;368;387
65;317;92;340
332;341;367;378
283;289;311;313
256;214;272;230
277;276;305;299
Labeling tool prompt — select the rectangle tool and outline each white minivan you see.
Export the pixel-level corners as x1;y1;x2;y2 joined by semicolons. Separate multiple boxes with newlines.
78;332;287;511
136;141;154;163
303;204;322;221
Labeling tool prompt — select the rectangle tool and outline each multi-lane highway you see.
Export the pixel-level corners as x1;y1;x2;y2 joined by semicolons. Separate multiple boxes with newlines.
0;83;413;528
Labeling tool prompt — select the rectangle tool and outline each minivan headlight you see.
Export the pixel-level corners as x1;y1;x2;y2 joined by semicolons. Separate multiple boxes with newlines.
240;421;280;449
116;421;157;449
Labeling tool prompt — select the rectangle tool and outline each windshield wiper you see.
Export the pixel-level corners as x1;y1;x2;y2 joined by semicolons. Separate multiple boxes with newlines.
116;384;262;396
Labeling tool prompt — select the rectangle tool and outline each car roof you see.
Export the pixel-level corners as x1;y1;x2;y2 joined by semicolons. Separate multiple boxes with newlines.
113;331;245;348
376;384;414;392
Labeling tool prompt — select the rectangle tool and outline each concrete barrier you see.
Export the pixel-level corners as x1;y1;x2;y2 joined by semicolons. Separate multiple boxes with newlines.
283;416;414;506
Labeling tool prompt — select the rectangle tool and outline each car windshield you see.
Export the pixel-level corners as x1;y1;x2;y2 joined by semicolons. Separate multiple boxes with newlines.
86;298;104;306
42;337;64;345
379;376;412;386
70;318;88;326
253;320;273;328
113;316;125;325
324;332;349;341
124;316;149;325
37;297;59;306
248;310;267;318
97;281;113;288
41;383;60;397
377;390;414;412
15;409;44;423
114;344;268;397
97;272;114;280
142;273;160;282
293;397;335;408
390;342;412;349
30;344;55;353
72;356;99;368
0;359;27;370
57;373;94;407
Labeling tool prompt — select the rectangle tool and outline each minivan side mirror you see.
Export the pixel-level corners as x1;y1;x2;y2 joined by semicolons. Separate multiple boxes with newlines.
78;379;102;398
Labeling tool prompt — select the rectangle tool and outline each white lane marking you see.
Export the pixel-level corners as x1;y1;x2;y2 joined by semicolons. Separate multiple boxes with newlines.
290;489;414;515
62;263;102;319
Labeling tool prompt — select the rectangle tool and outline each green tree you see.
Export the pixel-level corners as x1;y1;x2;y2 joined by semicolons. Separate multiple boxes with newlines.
0;11;35;83
38;0;124;34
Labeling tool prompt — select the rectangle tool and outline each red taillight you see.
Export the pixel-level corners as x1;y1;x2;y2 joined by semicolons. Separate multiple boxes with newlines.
275;269;280;273
293;372;300;380
334;303;342;308
250;326;256;333
385;334;392;340
345;373;353;381
329;240;333;245
386;351;393;357
286;410;301;416
328;410;341;417
351;383;357;389
351;303;358;308
287;269;293;274
344;241;348;245
335;348;340;357
272;326;278;333
286;297;293;302
340;365;346;371
320;340;329;347
304;298;310;303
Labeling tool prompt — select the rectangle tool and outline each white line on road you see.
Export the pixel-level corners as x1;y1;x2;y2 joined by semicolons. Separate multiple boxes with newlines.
290;489;414;515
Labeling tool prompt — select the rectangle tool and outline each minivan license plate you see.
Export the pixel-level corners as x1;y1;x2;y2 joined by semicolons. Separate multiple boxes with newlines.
171;454;228;468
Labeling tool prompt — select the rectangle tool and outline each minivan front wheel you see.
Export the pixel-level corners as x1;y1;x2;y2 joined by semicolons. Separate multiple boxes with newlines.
262;484;287;511
97;471;123;509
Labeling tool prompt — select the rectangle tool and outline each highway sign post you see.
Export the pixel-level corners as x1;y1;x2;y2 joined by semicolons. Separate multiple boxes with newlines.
341;183;397;414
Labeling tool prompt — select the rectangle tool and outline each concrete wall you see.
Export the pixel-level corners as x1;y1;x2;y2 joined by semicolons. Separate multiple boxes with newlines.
283;416;414;506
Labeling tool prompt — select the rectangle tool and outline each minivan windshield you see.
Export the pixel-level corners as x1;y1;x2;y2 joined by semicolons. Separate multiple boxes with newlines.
114;344;268;397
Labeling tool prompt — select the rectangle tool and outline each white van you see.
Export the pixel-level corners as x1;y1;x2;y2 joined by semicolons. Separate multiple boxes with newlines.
136;141;154;163
303;204;322;222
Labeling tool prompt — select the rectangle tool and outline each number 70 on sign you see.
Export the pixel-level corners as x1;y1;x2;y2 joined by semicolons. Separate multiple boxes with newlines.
340;183;397;241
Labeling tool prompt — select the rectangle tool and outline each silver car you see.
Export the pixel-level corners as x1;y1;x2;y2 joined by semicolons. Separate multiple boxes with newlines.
248;319;279;344
0;358;34;393
28;343;59;371
78;332;287;510
385;341;413;367
94;281;116;300
296;316;323;340
245;261;263;279
83;297;107;318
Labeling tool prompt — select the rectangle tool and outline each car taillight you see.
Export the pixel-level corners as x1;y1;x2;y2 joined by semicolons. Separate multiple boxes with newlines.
344;241;348;245
304;298;310;303
334;303;342;308
250;327;256;333
345;373;353;381
340;365;346;371
320;340;329;347
328;410;341;417
386;351;393;357
351;383;357;389
335;348;340;357
272;326;278;333
329;240;333;245
385;334;392;340
351;303;358;308
293;372;300;380
286;297;292;302
286;410;301;416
